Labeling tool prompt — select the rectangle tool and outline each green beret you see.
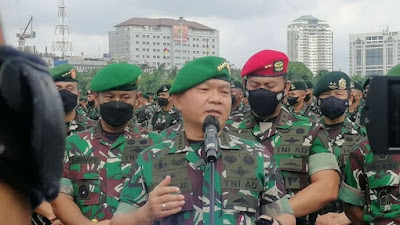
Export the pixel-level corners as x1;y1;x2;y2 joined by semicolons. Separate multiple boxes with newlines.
50;64;78;82
79;97;86;101
157;84;171;95
231;80;244;91
169;56;231;94
314;71;351;97
350;81;363;91
91;63;142;92
387;64;400;76
304;80;314;89
290;80;307;91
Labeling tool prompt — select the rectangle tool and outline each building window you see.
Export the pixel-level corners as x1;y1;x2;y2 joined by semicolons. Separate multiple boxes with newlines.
136;34;139;38
136;48;139;51
136;55;139;58
147;55;150;58
143;42;146;44
366;48;383;66
136;41;139;44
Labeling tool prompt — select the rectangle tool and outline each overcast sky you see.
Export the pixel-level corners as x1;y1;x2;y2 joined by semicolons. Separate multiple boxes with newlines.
1;0;399;73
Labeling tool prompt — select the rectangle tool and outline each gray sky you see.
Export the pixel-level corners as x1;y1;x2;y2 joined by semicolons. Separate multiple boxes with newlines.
1;0;399;74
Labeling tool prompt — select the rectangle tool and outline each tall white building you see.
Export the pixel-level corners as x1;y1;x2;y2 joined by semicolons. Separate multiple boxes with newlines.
349;29;400;76
109;17;220;69
287;15;333;75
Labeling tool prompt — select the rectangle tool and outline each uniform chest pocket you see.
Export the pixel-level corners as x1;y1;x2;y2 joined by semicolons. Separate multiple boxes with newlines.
365;161;400;212
121;139;152;178
221;151;261;213
69;156;101;205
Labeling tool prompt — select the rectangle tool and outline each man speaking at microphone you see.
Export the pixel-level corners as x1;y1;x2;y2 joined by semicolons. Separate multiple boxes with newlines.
111;56;295;225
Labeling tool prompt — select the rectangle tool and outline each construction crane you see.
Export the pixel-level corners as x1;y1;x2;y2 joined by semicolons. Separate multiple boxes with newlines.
16;16;36;51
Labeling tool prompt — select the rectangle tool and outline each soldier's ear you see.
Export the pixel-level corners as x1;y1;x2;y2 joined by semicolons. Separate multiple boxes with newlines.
172;94;182;111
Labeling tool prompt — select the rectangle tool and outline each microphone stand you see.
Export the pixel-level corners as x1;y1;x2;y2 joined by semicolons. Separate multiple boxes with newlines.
208;153;217;225
203;115;219;225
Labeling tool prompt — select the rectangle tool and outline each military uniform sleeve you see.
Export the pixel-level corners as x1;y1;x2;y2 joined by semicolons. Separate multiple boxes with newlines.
260;147;293;216
338;145;366;207
116;154;149;215
308;124;340;175
60;135;74;196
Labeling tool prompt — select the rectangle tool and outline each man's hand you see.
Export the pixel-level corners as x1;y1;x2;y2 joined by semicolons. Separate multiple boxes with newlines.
142;175;185;222
316;213;340;225
96;220;110;225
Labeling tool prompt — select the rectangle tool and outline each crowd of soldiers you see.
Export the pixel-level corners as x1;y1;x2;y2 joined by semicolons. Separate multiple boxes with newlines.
14;48;400;225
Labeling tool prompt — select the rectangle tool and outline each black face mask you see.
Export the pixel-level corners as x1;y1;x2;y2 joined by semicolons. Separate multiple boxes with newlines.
248;89;284;119
231;94;237;105
304;94;311;102
319;96;349;120
100;101;133;127
157;98;169;107
287;96;299;106
88;100;95;107
59;89;78;113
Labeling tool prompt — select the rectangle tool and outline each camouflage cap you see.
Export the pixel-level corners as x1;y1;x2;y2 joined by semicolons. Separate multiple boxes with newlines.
304;80;314;89
314;71;351;97
91;63;142;92
50;64;78;82
289;80;307;91
387;64;400;76
169;56;231;94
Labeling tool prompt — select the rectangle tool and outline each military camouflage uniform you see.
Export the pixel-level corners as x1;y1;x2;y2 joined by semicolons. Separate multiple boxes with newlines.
231;102;251;116
287;104;320;122
116;123;292;224
339;138;400;224
150;107;181;132
66;109;96;135
59;120;161;221
317;117;366;214
87;106;100;121
134;104;155;128
225;106;339;198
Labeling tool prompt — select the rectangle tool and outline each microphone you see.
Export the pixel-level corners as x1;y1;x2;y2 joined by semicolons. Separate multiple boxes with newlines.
202;115;220;163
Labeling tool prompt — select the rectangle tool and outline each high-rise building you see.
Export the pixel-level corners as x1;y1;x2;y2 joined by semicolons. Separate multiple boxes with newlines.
349;29;400;76
287;15;333;75
109;17;219;69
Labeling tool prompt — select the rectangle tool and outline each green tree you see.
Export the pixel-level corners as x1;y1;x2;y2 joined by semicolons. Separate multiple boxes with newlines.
287;62;313;81
350;74;367;85
77;69;99;95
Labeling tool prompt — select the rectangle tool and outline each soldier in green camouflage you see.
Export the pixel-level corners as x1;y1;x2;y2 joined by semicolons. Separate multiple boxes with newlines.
224;50;340;224
51;63;161;225
355;77;371;126
32;64;96;225
286;80;320;121
149;84;181;132
312;72;366;225
346;81;363;123
338;64;400;224
230;80;248;115
87;90;100;120
134;94;155;128
111;56;295;225
50;64;96;135
304;80;320;117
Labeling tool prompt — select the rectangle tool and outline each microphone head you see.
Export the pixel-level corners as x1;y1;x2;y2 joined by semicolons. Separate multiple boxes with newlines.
202;115;220;133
